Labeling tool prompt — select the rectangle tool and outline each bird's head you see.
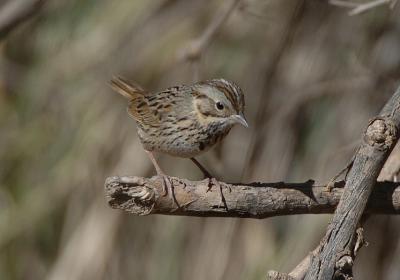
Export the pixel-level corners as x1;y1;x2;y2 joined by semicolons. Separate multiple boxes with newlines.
193;79;248;128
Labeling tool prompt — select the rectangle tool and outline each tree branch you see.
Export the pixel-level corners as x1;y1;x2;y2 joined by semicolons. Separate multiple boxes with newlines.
105;176;400;218
0;0;46;40
105;85;400;280
304;86;400;279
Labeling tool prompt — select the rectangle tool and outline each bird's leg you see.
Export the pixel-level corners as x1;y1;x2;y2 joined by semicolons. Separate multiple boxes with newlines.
190;158;229;208
145;151;176;203
190;157;212;179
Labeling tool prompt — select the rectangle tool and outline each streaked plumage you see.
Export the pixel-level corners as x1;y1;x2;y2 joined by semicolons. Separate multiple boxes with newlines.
111;77;247;158
110;77;247;205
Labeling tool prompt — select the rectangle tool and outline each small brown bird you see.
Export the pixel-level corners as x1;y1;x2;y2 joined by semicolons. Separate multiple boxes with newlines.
110;77;247;205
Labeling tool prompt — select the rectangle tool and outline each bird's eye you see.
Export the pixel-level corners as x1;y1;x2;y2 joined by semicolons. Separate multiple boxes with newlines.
216;102;224;110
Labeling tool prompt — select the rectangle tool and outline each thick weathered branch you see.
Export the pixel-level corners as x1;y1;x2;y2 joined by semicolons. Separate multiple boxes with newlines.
105;176;400;218
0;0;46;40
304;86;400;279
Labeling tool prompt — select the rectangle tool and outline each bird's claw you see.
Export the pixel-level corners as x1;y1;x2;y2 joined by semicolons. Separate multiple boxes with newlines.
158;175;179;208
159;174;171;197
206;177;228;209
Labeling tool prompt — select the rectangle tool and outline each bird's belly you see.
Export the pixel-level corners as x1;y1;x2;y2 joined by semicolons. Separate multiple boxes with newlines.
138;127;231;158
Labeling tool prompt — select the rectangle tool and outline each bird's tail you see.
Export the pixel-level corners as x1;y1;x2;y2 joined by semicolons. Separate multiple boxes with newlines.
110;76;146;99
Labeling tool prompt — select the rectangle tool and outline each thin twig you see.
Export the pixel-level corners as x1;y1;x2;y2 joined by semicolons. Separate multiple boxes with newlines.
179;0;240;62
329;0;360;8
349;0;393;15
330;0;395;15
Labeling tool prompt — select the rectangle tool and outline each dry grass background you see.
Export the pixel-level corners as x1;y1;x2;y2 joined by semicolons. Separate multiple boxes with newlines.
1;0;400;279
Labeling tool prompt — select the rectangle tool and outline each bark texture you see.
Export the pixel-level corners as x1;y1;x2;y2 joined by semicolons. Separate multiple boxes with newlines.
105;176;400;218
304;86;400;280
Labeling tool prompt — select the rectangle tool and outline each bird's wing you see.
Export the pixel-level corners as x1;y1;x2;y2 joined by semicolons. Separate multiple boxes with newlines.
128;96;162;128
110;77;161;128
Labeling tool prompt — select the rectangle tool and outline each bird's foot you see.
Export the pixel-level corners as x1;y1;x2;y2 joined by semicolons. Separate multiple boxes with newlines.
189;158;230;209
158;174;179;208
206;177;230;209
159;174;171;196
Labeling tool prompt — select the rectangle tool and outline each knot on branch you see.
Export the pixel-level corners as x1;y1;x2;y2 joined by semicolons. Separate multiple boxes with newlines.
105;176;156;215
334;255;353;279
333;227;366;279
364;118;397;150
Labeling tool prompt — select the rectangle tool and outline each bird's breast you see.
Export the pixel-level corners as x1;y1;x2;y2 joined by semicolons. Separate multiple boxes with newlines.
137;120;233;158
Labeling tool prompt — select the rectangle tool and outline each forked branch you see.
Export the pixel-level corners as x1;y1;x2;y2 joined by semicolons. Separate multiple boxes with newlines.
104;85;400;280
303;86;400;279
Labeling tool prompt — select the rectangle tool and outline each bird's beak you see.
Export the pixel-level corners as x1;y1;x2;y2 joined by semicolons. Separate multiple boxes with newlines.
232;113;249;128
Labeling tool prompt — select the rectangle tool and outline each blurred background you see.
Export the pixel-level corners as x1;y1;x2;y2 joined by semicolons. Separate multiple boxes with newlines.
1;0;400;279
